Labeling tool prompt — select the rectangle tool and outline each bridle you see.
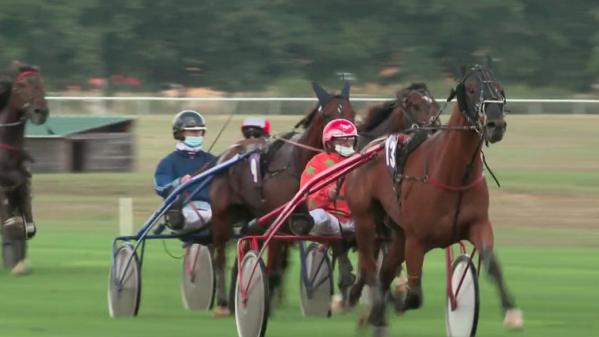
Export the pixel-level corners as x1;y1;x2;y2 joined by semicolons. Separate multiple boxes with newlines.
0;69;40;128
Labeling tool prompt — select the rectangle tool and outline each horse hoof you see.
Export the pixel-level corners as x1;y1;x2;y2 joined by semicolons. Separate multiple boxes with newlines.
372;325;388;337
213;306;231;318
10;260;31;276
503;308;524;330
330;294;346;315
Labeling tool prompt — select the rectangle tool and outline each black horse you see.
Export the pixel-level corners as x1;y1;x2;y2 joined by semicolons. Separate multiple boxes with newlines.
0;61;49;273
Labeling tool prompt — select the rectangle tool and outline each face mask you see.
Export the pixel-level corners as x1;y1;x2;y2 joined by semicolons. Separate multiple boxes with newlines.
334;144;355;157
184;136;204;148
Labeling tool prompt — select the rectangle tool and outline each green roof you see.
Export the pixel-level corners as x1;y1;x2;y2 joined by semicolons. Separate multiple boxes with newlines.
26;116;132;137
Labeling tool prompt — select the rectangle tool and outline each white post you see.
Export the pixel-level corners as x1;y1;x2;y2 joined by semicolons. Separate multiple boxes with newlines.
119;197;134;236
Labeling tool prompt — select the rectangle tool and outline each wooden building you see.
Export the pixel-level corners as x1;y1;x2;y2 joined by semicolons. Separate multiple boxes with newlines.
25;116;135;173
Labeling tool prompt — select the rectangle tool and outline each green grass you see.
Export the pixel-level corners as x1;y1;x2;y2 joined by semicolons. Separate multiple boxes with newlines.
1;114;598;337
1;227;598;337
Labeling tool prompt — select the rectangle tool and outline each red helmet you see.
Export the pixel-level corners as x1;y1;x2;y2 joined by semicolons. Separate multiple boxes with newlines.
241;117;271;137
322;119;357;146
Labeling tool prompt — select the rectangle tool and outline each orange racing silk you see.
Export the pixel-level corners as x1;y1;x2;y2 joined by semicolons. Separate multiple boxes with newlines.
300;152;351;221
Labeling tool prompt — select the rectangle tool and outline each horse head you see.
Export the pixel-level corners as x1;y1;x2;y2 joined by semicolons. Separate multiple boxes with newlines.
450;64;506;144
395;83;440;128
3;61;49;125
296;82;356;131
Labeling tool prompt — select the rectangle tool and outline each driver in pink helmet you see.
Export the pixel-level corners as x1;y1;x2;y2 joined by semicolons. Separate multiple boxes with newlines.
300;118;357;235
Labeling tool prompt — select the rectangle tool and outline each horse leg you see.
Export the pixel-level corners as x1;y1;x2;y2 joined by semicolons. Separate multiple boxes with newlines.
380;229;407;312
267;241;285;311
397;237;425;312
330;241;354;312
210;210;231;317
16;179;35;239
0;190;28;273
354;213;387;334
470;222;523;329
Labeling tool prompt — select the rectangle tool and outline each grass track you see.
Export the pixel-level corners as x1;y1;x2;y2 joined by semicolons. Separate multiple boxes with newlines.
0;114;598;336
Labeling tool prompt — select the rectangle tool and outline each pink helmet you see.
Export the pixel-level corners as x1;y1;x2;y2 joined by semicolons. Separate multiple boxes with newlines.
322;119;358;146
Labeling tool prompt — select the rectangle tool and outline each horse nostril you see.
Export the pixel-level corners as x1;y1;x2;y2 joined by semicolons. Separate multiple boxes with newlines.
486;120;506;130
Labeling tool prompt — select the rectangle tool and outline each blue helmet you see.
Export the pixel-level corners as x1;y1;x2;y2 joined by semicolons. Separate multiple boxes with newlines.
172;110;206;140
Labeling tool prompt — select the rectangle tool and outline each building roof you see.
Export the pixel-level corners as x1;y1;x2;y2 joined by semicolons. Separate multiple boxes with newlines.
26;116;132;138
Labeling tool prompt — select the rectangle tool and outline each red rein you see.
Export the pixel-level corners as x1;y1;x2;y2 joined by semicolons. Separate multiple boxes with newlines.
16;70;37;80
0;143;19;152
427;173;485;192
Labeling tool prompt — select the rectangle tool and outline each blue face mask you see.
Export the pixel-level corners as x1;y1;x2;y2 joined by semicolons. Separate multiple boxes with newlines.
184;136;204;148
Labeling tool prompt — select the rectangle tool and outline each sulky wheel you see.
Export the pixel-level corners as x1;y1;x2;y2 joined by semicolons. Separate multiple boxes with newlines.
445;254;480;337
108;244;142;318
235;251;269;337
181;243;215;310
299;242;333;317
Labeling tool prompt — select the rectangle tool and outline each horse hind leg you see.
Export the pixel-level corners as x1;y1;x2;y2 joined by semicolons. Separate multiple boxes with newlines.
470;222;524;330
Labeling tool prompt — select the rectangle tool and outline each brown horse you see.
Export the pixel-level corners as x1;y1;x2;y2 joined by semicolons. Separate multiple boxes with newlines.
322;83;441;311
345;65;522;333
208;82;356;316
0;61;49;272
357;83;440;148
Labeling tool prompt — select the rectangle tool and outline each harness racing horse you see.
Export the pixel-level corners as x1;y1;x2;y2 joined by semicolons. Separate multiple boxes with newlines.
357;83;440;148
208;82;356;316
345;65;523;334
328;83;441;310
0;62;49;272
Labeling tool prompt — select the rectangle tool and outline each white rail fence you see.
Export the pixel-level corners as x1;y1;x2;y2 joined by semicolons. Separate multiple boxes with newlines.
45;97;599;115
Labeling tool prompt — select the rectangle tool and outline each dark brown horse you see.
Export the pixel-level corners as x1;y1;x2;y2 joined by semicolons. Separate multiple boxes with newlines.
208;82;356;316
0;61;49;272
345;65;523;333
357;83;440;148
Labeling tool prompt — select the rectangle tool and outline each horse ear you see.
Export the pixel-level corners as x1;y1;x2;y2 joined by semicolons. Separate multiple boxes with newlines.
312;82;331;106
341;81;350;100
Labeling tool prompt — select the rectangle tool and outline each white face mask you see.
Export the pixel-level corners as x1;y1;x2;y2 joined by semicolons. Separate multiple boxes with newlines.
334;144;355;157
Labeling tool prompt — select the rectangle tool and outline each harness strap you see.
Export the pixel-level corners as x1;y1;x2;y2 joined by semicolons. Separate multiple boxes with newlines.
271;135;324;153
427;173;485;192
0;143;19;152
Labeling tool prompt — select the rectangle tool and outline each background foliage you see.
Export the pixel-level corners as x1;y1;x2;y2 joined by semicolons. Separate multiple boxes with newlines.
1;0;598;93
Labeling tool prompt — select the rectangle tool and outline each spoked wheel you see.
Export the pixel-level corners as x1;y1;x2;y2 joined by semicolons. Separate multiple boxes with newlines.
299;242;333;317
181;243;215;310
235;251;269;337
108;244;142;318
445;255;479;337
2;237;26;269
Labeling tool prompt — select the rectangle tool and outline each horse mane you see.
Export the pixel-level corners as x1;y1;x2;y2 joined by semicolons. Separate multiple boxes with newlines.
358;101;397;132
294;94;346;129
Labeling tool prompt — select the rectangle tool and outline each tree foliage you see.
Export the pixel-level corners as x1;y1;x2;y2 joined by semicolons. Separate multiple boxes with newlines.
1;0;597;92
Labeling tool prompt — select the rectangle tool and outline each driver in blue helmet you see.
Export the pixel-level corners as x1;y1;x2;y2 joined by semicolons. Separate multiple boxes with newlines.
154;110;216;231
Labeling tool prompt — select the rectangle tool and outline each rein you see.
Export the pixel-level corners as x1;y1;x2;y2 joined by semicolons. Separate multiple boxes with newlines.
271;134;324;153
0;118;25;128
0;143;20;152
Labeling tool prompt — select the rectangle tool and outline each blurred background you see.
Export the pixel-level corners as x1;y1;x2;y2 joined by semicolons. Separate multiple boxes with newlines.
1;1;598;337
2;0;599;96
